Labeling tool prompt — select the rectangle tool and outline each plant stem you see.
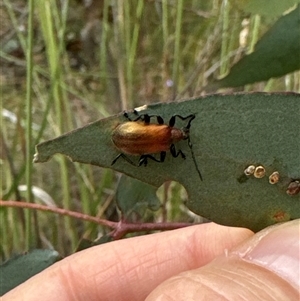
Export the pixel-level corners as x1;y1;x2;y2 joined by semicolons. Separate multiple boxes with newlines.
25;0;35;249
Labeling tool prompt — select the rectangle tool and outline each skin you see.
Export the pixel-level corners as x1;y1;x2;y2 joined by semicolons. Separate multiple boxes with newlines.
3;220;299;301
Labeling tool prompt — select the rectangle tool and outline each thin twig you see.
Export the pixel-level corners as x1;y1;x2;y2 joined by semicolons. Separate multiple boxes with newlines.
0;200;194;240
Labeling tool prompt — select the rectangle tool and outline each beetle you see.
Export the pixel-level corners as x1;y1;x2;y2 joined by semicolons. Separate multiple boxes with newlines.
111;111;203;181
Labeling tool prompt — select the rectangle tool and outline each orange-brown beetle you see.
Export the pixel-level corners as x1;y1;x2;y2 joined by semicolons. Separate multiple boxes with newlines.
111;111;203;181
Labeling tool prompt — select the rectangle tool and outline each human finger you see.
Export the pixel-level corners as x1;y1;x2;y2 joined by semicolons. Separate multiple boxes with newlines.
3;223;252;301
146;219;299;301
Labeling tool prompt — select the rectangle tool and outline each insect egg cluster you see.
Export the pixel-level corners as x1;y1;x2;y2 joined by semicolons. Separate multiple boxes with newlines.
243;164;299;196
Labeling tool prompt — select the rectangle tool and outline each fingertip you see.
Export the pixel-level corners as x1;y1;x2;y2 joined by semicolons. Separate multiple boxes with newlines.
232;219;300;290
146;220;300;301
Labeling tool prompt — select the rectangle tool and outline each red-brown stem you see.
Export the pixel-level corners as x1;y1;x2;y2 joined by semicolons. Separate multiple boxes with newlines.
0;200;193;239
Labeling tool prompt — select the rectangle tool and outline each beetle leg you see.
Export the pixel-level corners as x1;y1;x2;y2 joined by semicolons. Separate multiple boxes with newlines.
169;116;176;127
125;111;166;125
138;155;158;166
123;111;132;121
123;111;145;122
170;114;195;128
170;144;186;159
123;111;153;124
111;153;137;166
156;116;164;124
160;151;166;162
138;155;148;166
138;151;166;166
142;115;164;124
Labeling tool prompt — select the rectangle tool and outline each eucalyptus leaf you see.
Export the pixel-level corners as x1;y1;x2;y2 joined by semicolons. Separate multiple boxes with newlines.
0;249;60;295
34;93;300;232
231;0;300;17
116;175;161;221
208;5;300;89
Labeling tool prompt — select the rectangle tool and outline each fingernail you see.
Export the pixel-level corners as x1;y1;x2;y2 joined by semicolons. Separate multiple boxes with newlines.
232;220;300;290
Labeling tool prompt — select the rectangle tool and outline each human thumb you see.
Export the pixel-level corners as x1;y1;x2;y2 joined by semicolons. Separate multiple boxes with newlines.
146;219;299;301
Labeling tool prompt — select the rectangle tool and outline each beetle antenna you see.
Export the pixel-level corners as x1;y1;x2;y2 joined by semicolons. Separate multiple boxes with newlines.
183;114;203;181
187;137;203;181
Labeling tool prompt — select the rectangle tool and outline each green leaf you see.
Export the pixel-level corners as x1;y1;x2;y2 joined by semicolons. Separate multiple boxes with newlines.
34;93;300;232
231;0;300;17
94;234;114;245
76;235;114;251
75;238;95;252
208;5;300;89
116;175;161;221
0;249;60;295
